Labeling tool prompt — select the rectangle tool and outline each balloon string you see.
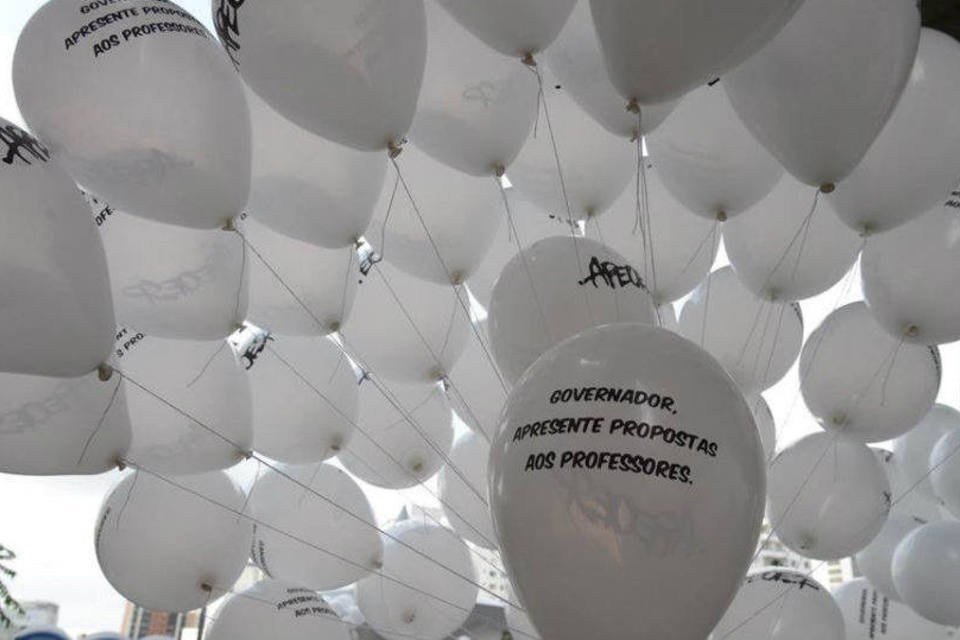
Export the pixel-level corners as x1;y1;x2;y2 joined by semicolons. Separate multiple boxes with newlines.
117;370;514;607
378;172;402;261
495;175;555;343
186;340;229;389
678;221;720;280
335;248;357;338
75;376;122;466
127;462;531;632
387;156;511;396
755;303;788;392
230;226;493;505
758;188;820;297
733;299;771;371
233;228;248;324
526;61;595;325
635;110;658;302
698;243;717;349
878;336;905;407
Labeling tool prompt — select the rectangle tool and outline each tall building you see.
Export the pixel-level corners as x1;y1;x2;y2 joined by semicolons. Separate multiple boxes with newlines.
0;602;59;640
751;521;814;573
120;604;188;640
814;557;857;589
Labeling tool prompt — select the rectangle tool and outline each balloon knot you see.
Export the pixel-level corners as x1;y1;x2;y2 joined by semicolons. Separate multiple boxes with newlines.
831;413;848;427
222;217;237;232
327;320;341;333
116;458;128;472
629;128;640;143
371;557;383;570
450;271;464;286
904;324;920;338
859;222;875;238
387;139;406;159
493;164;506;178
521;52;537;68
330;435;343;453
237;449;254;461
819;183;836;194
625;98;640;114
403;610;417;624
200;582;213;593
410;458;425;474
716;210;728;222
98;363;114;382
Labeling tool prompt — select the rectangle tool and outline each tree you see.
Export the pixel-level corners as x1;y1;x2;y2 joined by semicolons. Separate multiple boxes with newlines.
0;545;23;629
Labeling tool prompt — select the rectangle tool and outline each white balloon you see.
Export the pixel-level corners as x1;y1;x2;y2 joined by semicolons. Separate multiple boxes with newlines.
356;520;478;640
0;368;130;475
544;1;675;139
96;470;253;612
0;118;115;378
828;30;960;234
326;590;365;628
438;432;496;549
16;0;250;229
893;521;960;625
489;235;657;383
248;336;358;464
855;514;926;601
491;323;765;640
679;267;803;392
745;393;776;464
712;569;844;640
799;302;940;442
371;146;503;285
339;381;454;489
834;578;957;640
115;333;253;475
246;88;388;250
243;217;358;337
207;579;350;640
90;195;247;340
647;83;783;221
590;0;803;104
587;166;720;304
931;429;960;518
342;262;471;383
767;432;890;559
893;404;960;501
444;321;509;442
723;0;920;187
411;3;538;176
873;448;944;524
724;177;862;301
509;76;635;220
435;0;576;58
248;463;382;591
466;191;576;309
220;0;426;151
862;202;960;345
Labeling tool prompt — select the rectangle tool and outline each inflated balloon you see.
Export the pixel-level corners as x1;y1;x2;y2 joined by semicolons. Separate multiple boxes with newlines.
467;191;575;309
828;30;960;234
855;514;926;601
590;0;803;104
723;0;920;187
248;463;381;591
874;448;943;524
206;579;350;640
15;0;250;229
544;1;675;139
587;167;720;304
410;2;538;176
893;521;960;625
491;323;765;640
711;569;844;640
767;432;890;559
115;333;253;475
0;368;131;475
509;75;635;220
861;203;960;345
243;217;358;336
799;302;940;442
489;235;657;383
96;470;253;612
745;393;776;463
339;381;454;489
371;146;503;285
438;432;496;549
444;321;509;442
646;83;783;221
219;0;426;151
931;429;960;518
679;267;803;392
834;578;957;640
247;336;358;464
246;88;388;250
892;404;960;501
356;520;478;640
435;0;576;58
89;195;247;340
326;590;365;628
723;177;862;301
0;117;115;378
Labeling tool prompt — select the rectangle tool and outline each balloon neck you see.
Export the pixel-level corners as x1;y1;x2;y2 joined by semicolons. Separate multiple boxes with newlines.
819;183;836;194
327;320;341;333
410;457;426;474
903;324;920;339
97;362;115;382
521;52;537;68
387;138;406;159
222;217;238;232
766;288;780;303
450;271;464;286
236;449;254;462
371;556;383;570
859;222;875;238
199;582;213;594
115;457;128;472
625;97;640;114
493;164;506;178
716;210;728;223
329;435;343;453
402;609;417;624
830;412;848;428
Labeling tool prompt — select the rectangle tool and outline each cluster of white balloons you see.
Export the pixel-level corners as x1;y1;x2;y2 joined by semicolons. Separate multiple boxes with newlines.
3;0;960;639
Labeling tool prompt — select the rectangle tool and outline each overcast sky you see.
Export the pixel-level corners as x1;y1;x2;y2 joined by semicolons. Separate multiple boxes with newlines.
1;1;960;638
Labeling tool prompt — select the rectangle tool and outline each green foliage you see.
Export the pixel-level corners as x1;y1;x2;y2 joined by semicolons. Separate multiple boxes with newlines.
0;545;24;629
